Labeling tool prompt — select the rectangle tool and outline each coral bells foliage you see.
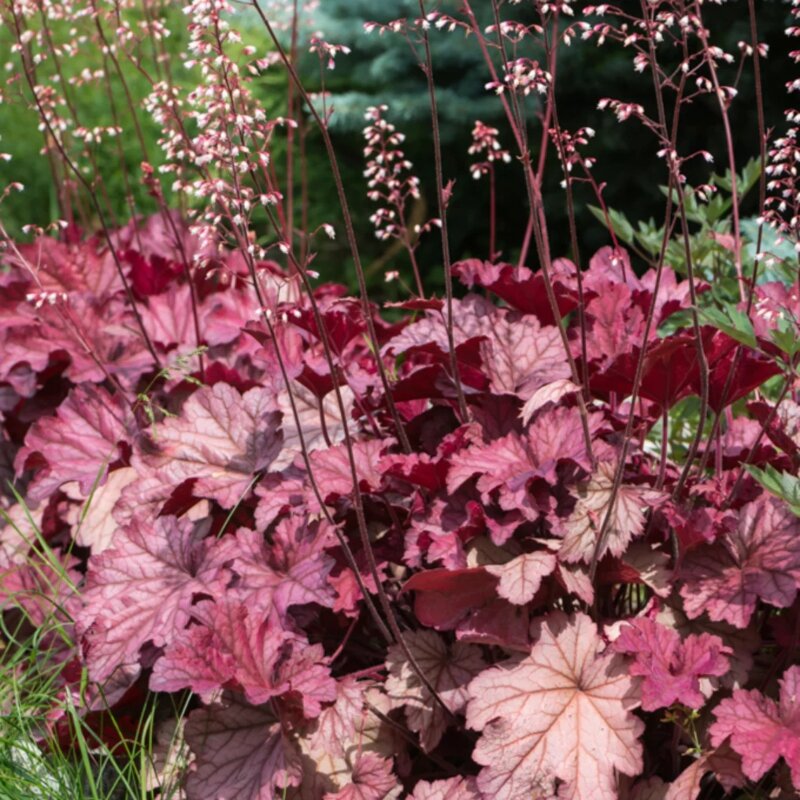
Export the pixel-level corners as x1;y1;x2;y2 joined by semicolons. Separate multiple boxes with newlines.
5;215;800;800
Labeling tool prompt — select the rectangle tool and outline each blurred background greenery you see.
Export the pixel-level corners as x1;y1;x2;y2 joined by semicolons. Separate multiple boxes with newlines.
0;0;793;294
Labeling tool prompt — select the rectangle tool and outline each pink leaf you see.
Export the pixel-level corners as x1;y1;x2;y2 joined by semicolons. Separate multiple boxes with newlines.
184;696;302;800
661;746;745;800
386;630;485;752
79;516;221;681
253;469;310;528
149;618;238;700
383;296;497;356
275;381;355;470
309;676;366;758
15;384;134;503
139;284;197;349
680;496;800;628
206;519;335;616
386;294;569;400
557;462;664;563
114;210;215;266
520;378;581;424
584;282;646;365
484;552;557;605
150;599;286;702
272;636;338;719
447;406;594;498
203;286;263;346
140;383;281;508
710;665;800;788
613;617;730;711
7;235;121;297
557;562;595;604
323;753;398;800
63;467;138;553
408;777;480;800
152;598;335;715
466;611;643;800
308;439;389;500
479;313;569;399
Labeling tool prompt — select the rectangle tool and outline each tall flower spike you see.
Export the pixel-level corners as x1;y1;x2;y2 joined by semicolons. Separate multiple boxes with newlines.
763;0;800;251
362;105;421;242
468;121;511;180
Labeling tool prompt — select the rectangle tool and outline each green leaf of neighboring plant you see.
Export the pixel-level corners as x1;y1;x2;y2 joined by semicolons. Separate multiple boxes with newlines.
634;219;664;257
714;157;761;197
741;216;799;284
697;305;758;350
746;465;800;517
588;205;634;245
769;317;800;360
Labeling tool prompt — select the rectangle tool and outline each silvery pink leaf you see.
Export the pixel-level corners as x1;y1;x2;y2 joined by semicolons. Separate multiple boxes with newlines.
184;695;302;800
466;612;643;800
79;516;222;681
140;383;281;508
16;383;134;503
386;629;485;752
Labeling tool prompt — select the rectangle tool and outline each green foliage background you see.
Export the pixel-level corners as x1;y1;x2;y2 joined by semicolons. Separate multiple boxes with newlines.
0;0;794;292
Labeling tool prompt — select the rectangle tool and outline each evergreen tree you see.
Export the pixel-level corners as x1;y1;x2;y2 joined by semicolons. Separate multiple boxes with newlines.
301;0;507;141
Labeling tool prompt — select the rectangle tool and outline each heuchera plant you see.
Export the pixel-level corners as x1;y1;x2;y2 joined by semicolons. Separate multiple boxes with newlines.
2;217;798;799
3;0;800;798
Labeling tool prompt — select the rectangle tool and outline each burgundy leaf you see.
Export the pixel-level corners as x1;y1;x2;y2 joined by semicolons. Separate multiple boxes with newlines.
124;249;183;297
701;330;780;412
403;568;498;629
452;258;582;324
455;599;532;652
597;543;672;598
